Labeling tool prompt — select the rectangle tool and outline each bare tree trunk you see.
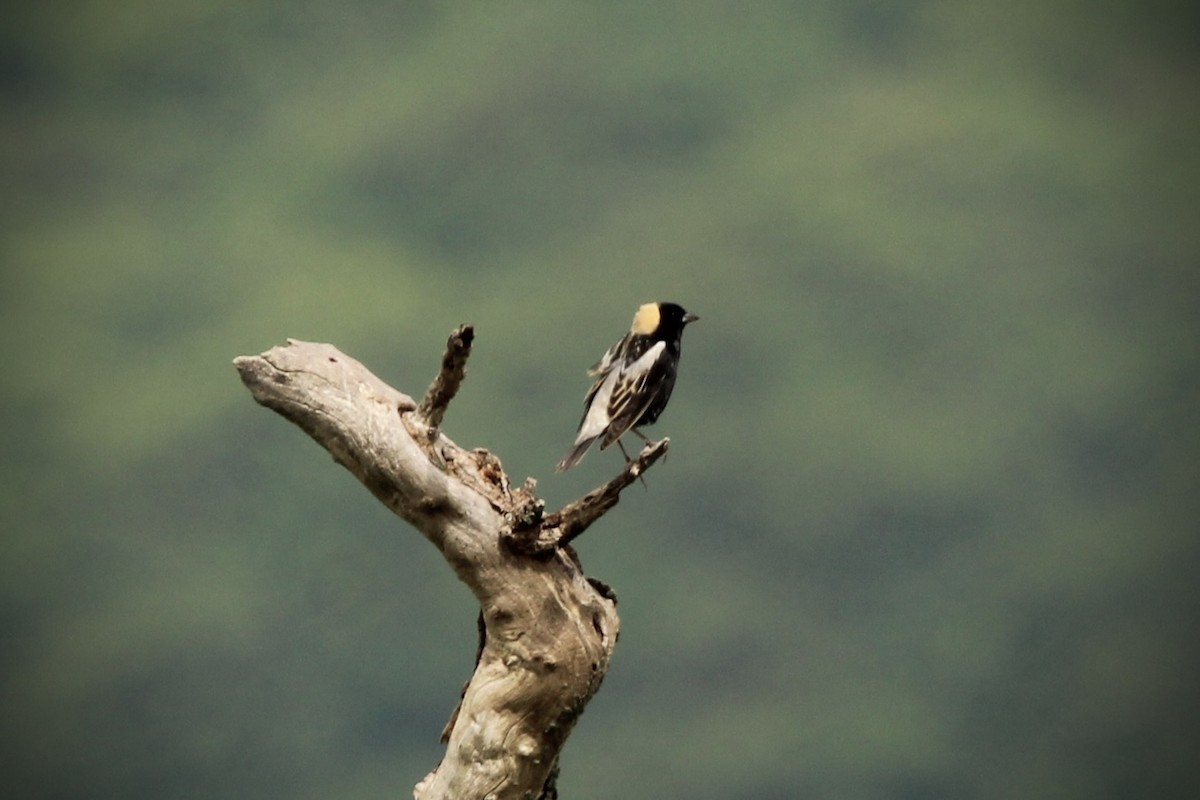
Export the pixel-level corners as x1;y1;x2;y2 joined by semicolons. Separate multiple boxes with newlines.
233;329;668;800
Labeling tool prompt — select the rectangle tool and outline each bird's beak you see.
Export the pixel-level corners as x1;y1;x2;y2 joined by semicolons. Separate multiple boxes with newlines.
684;312;700;324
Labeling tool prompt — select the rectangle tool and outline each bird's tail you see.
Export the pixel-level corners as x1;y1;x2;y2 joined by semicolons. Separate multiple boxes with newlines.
555;434;600;472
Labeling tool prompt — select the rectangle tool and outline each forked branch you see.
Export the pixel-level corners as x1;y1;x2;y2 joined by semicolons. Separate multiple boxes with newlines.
233;332;669;800
507;438;669;554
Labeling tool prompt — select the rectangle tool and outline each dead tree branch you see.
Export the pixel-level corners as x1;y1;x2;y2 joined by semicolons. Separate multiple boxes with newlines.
233;334;667;800
417;323;474;430
506;438;669;554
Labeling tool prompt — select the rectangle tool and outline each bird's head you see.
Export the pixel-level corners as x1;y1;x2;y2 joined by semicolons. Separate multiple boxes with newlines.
631;302;699;338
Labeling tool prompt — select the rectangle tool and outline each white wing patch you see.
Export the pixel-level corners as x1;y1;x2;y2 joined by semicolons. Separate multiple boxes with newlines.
630;340;665;371
575;368;619;442
605;341;664;425
574;340;665;445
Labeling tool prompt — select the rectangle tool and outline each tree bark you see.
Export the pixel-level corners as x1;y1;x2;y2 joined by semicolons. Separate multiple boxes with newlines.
233;331;668;800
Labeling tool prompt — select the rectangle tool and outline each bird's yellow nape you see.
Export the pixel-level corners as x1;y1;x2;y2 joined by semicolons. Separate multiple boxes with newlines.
630;303;660;335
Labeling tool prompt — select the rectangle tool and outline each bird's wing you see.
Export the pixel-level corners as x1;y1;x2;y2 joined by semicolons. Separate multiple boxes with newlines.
573;367;620;443
587;334;627;377
579;332;629;414
601;341;668;447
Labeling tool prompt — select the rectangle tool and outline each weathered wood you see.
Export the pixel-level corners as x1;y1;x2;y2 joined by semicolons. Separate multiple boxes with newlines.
417;324;474;430
507;438;670;554
234;335;663;799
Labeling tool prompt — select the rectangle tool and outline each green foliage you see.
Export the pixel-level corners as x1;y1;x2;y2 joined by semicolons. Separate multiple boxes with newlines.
3;2;1198;798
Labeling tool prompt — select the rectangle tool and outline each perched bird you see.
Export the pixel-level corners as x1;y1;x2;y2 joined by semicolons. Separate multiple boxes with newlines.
556;302;699;471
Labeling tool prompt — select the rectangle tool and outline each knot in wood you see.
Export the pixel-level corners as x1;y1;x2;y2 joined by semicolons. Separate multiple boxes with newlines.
514;734;540;760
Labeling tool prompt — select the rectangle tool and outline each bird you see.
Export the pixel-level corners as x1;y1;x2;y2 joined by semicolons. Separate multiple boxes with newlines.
556;302;699;471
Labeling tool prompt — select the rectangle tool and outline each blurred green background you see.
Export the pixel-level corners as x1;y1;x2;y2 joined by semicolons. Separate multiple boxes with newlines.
3;2;1198;798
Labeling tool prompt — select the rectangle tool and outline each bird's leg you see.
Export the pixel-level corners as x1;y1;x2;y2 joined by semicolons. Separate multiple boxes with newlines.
616;438;648;489
630;427;664;465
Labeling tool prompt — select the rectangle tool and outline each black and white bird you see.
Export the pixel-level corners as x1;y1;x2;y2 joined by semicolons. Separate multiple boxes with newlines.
556;302;699;471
